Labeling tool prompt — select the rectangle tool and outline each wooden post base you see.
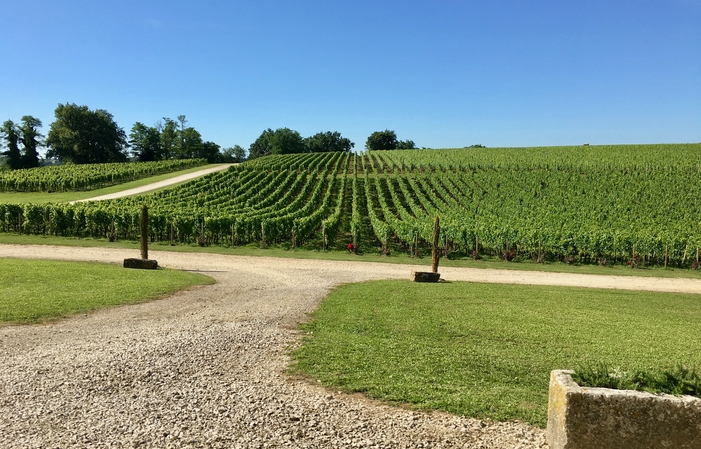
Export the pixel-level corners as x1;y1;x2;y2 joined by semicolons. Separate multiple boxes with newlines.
411;271;441;282
123;258;158;270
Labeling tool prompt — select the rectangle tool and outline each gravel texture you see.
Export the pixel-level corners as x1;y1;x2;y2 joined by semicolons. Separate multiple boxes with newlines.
4;244;696;448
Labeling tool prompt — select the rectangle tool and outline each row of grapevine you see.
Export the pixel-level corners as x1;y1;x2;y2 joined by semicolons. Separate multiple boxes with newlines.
0;159;207;192
4;144;701;265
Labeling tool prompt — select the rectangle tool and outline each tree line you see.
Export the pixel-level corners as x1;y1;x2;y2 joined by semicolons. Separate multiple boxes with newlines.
246;128;416;159
1;103;419;170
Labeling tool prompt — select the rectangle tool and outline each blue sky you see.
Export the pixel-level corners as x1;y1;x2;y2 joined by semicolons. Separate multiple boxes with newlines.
1;0;699;153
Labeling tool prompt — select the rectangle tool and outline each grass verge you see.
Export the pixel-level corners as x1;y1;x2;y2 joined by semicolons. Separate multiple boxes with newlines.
2;233;701;280
290;280;701;427
0;258;214;324
0;164;223;204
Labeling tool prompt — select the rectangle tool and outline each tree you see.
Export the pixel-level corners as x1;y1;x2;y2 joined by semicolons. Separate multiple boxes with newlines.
248;128;305;159
271;128;304;155
1;120;22;170
396;139;416;150
221;145;247;163
19;116;43;168
304;131;354;153
248;129;274;160
158;118;179;160
46;103;127;164
365;130;397;151
198;141;221;162
177;126;203;159
129;122;163;161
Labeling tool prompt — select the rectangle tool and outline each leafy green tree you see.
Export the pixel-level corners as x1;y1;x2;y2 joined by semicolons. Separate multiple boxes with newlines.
396;139;416;150
46;103;127;164
365;130;398;151
178;126;203;159
19;116;43;168
304;131;354;153
271;128;305;155
1;120;22;170
129;122;163;161
198;141;221;162
158;118;179;160
248;128;305;159
248;129;274;159
221;145;247;163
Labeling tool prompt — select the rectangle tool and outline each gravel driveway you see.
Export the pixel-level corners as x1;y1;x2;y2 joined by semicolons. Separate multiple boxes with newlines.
4;244;700;448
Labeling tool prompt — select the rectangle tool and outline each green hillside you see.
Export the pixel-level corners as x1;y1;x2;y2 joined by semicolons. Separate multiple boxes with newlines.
2;144;701;267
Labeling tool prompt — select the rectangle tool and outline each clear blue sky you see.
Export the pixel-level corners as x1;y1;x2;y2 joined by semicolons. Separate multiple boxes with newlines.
1;0;699;152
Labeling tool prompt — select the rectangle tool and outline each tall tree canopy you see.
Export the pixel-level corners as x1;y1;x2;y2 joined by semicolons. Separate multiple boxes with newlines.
1;120;22;170
249;128;354;159
396;139;416;150
1;117;43;169
365;130;416;151
304;131;354;153
248;128;305;159
365;130;398;151
46;103;127;164
19;116;42;168
129;122;163;161
221;145;247;163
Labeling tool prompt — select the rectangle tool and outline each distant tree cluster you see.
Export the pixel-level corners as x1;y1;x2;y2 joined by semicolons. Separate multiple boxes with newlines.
1;103;237;170
248;129;354;160
2;103;430;170
129;115;222;163
1;117;43;170
365;130;416;151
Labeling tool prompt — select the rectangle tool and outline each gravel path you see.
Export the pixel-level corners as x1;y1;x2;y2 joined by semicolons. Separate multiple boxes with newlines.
3;245;700;448
73;164;235;203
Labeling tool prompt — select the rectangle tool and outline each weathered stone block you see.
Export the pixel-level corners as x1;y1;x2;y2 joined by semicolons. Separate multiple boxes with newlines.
411;271;440;282
547;369;701;449
123;258;158;270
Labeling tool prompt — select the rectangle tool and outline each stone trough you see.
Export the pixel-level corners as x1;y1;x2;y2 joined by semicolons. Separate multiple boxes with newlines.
547;369;701;449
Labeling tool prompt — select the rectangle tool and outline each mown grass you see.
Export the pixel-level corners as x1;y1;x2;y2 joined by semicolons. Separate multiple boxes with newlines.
2;233;701;280
0;164;223;204
290;280;701;427
0;258;214;324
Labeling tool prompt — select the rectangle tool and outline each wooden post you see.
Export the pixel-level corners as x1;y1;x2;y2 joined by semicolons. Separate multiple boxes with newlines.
140;204;148;260
231;223;235;247
432;216;440;273
682;245;688;265
260;221;265;247
169;221;174;246
538;239;542;263
665;245;668;269
199;221;206;247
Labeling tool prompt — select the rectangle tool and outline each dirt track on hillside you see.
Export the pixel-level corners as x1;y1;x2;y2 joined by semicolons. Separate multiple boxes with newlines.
2;244;700;448
73;164;234;203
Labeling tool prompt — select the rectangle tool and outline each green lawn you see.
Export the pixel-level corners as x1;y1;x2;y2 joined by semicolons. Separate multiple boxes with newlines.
0;163;223;204
291;280;701;427
0;258;214;324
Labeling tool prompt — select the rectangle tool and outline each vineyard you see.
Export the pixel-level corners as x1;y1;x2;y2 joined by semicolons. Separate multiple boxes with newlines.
0;159;207;192
2;144;701;266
